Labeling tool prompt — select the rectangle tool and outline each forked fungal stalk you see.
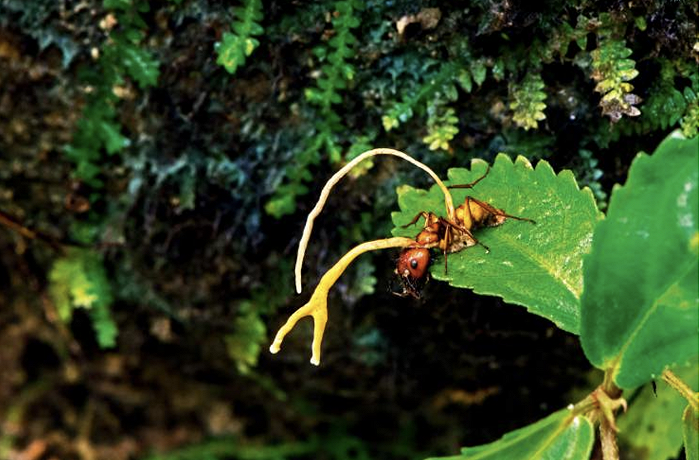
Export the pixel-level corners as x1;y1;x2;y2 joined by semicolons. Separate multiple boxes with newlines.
294;148;454;294
270;237;417;365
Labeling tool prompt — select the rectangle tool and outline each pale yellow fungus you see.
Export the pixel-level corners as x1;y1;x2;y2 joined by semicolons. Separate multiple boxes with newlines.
270;236;416;365
294;148;454;295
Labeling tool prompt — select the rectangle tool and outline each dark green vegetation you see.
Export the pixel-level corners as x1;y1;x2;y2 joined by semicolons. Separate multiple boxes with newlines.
0;0;697;459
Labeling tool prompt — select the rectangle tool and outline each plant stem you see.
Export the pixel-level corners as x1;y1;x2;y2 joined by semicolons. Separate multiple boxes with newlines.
602;367;622;398
571;394;597;416
594;368;625;460
662;369;699;411
599;416;620;460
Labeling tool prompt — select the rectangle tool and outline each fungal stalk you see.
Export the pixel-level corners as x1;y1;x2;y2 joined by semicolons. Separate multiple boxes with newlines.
294;148;454;294
270;236;417;365
271;148;455;365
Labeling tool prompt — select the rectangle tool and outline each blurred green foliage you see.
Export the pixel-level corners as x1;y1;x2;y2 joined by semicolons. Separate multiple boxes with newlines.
64;0;159;187
266;0;363;218
49;248;117;348
142;426;377;460
53;0;159;350
510;72;547;131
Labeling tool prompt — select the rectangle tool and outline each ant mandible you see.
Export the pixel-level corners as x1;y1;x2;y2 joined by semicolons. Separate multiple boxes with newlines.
394;167;535;298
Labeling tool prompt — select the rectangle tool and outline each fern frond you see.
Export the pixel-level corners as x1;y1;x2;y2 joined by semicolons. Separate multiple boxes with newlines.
225;301;267;374
265;1;362;218
215;0;264;75
510;72;547;130
422;105;459;151
680;87;699;138
307;0;361;116
64;0;159;186
594;59;697;144
383;61;478;132
590;37;641;122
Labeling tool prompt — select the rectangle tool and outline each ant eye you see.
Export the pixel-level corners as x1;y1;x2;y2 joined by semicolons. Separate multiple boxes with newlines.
410;259;418;269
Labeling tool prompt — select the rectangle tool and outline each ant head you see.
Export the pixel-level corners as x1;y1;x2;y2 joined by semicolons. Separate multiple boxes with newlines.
396;248;431;281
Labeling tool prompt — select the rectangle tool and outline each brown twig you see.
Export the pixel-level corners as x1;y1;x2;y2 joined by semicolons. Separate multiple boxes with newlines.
0;210;65;253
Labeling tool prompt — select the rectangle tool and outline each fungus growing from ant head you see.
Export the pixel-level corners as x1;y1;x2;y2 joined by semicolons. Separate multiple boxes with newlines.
270;148;454;365
269;149;536;365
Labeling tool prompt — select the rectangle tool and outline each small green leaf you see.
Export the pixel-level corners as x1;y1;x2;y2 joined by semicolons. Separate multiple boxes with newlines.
470;59;487;86
216;32;246;74
423;106;459;151
683;404;699;460
426;408;594;460
215;0;264;75
49;249;118;348
456;69;473;93
119;41;160;88
100;120;129;154
392;154;601;333
225;302;267;374
581;133;699;389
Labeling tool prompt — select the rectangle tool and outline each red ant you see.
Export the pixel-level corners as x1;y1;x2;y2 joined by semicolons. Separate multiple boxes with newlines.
394;168;535;298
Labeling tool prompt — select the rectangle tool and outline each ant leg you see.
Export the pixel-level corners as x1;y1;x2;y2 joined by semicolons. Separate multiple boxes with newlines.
499;212;536;224
441;224;450;275
401;211;430;228
447;167;491;190
469;231;490;253
468;196;536;225
437;216;490;253
436;216;464;232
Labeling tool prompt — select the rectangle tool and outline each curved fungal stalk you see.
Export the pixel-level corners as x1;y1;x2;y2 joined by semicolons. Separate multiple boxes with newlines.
271;236;417;365
295;148;454;294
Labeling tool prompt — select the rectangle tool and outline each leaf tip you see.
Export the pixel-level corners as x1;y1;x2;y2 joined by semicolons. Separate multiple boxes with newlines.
494;152;515;167
469;157;490;171
533;158;556;177
514;154;534;170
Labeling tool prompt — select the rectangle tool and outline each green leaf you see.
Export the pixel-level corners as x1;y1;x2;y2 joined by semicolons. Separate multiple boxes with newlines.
225;302;267;375
215;0;264;75
392;154;601;333
456;69;473;93
104;0;130;10
426;408;594;460
119;42;160;88
216;32;247;74
470;59;487;86
619;364;699;460
100;120;130;154
49;249;118;348
581;132;699;389
683;404;699;460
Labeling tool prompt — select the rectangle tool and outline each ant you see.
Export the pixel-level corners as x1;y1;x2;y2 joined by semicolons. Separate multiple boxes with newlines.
393;168;535;298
